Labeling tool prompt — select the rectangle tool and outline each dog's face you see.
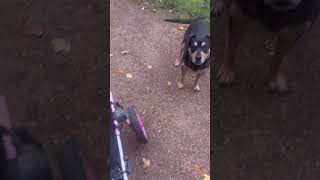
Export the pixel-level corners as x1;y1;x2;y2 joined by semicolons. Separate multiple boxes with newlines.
188;36;210;65
264;0;301;11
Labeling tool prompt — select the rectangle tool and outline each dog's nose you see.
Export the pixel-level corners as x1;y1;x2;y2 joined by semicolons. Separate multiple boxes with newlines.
196;56;202;62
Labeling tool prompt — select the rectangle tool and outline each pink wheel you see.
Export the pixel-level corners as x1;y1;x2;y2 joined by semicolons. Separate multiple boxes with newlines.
127;105;148;144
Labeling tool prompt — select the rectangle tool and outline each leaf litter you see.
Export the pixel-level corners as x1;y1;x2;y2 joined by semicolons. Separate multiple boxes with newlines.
51;38;71;53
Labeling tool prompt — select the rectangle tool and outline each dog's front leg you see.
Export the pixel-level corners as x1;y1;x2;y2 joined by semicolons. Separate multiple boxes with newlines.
268;22;312;95
178;65;186;89
193;73;202;91
217;6;246;85
175;42;185;67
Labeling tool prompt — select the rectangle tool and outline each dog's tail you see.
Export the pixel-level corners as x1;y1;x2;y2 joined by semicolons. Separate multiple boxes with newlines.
164;18;194;24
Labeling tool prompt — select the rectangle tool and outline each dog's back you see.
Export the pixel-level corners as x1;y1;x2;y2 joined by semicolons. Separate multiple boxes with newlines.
216;0;320;31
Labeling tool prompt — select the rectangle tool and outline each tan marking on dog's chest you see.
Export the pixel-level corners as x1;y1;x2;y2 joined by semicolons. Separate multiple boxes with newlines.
182;63;207;76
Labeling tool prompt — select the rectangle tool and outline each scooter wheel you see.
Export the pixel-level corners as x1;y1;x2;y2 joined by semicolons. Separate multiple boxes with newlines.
127;105;148;144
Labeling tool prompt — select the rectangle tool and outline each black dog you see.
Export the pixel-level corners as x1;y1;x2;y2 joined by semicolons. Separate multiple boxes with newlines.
165;18;210;91
213;0;320;95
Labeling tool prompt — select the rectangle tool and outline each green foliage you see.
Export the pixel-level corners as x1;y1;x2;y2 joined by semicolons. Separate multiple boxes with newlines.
146;0;210;20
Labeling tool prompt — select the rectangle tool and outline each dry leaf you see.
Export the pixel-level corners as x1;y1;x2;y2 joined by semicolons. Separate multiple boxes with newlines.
126;73;133;79
177;26;185;30
169;9;173;13
142;158;151;169
203;174;210;180
147;65;152;69
152;9;157;12
120;50;129;54
116;69;124;73
167;81;172;86
177;25;188;30
192;164;205;175
51;38;71;52
141;6;145;10
110;53;113;57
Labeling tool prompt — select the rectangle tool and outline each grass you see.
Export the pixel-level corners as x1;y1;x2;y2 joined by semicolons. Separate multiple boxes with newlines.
143;0;210;20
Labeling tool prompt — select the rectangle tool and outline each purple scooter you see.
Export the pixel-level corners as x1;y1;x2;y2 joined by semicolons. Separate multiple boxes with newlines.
110;92;148;180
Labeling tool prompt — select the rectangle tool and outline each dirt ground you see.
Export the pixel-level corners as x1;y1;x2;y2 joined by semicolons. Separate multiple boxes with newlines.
213;13;320;180
110;0;210;179
0;0;107;178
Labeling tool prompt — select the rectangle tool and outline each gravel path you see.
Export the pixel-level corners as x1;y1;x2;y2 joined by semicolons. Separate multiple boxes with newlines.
110;0;210;179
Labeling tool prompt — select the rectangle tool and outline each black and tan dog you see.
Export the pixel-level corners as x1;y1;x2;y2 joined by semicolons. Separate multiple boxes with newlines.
165;18;210;91
213;0;320;95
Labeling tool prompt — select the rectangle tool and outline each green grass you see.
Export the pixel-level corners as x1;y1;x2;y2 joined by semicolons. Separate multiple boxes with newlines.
144;0;210;20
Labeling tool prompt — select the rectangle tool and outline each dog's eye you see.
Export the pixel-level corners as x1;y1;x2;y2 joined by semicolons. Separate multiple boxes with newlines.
193;42;198;47
201;42;206;47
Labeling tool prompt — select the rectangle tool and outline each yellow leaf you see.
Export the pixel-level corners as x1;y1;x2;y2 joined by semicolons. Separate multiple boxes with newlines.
126;73;133;79
177;26;185;30
51;38;71;53
147;65;152;69
167;81;172;86
203;174;210;180
141;6;145;10
110;53;113;57
142;158;151;169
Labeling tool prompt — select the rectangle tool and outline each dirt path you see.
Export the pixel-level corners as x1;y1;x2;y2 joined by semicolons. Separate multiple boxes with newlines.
110;0;210;179
0;0;106;178
213;16;320;179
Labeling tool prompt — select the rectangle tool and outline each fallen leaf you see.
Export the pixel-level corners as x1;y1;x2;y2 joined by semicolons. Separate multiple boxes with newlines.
51;38;71;52
142;158;151;169
147;65;152;69
116;69;124;73
110;53;113;57
177;26;185;30
141;6;145;10
126;73;133;79
177;25;188;30
169;9;173;13
192;164;205;175
152;9;157;12
167;81;172;86
120;50;129;54
203;174;210;180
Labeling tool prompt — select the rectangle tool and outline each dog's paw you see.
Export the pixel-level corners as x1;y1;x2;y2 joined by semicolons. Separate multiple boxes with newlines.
268;73;288;96
174;60;181;67
178;82;184;89
193;85;200;91
217;64;235;85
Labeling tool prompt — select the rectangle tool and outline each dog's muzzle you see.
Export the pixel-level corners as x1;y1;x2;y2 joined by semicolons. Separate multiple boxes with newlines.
195;55;202;64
